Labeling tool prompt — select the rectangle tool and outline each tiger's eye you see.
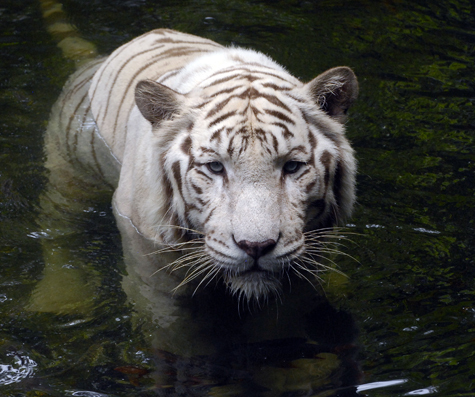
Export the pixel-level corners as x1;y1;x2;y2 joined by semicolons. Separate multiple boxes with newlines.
283;160;303;174
207;161;224;174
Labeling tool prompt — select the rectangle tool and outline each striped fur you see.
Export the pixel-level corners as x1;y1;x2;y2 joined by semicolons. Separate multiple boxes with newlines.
48;29;358;301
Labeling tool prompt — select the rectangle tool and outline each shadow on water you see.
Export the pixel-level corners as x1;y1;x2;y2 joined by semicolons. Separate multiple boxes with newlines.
1;0;474;395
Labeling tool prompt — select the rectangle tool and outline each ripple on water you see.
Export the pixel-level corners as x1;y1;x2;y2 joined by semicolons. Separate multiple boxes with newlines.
0;351;37;386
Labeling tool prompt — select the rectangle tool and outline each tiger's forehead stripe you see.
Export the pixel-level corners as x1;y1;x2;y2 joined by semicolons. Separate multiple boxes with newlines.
257;92;292;113
261;82;293;91
202;73;253;88
270;122;294;139
205;87;250;119
184;60;303;162
207;110;238;128
201;66;297;90
198;77;300;147
262;109;295;125
207;85;244;98
189;78;317;166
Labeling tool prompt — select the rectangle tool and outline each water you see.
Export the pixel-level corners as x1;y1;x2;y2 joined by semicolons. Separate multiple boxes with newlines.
1;0;474;395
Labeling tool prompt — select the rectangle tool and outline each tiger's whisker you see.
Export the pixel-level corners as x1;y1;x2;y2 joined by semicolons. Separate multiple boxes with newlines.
148;250;207;277
294;259;327;283
167;254;209;273
193;265;221;296
145;239;205;256
299;255;348;277
173;263;214;291
289;263;320;292
305;247;359;263
178;261;216;284
157;224;205;236
303;249;340;264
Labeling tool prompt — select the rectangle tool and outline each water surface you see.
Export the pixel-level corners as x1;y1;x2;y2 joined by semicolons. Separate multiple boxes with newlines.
1;0;474;395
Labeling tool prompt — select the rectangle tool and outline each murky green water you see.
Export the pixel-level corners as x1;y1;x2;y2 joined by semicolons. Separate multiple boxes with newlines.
1;0;474;395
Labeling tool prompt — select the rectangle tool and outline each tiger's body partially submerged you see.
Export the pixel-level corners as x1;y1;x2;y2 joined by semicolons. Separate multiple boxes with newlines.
47;29;357;302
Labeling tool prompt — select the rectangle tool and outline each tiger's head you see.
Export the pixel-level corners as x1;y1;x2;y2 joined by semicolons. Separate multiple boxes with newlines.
135;58;357;301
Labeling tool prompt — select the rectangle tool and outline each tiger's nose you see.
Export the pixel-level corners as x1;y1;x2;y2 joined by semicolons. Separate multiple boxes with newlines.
236;239;277;260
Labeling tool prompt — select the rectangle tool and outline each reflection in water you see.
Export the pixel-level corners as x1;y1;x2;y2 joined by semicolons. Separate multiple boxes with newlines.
356;379;407;392
69;391;110;397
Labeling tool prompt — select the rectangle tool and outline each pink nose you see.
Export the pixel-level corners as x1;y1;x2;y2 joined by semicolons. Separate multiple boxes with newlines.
236;239;277;260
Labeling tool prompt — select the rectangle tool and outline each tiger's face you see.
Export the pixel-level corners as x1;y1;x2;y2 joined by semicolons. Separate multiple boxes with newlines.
135;64;357;301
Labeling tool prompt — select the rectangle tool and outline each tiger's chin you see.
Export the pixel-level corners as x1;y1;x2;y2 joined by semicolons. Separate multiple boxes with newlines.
224;270;282;302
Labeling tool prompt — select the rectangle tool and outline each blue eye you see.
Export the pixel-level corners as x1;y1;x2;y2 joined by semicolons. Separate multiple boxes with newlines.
207;161;224;174
283;161;304;174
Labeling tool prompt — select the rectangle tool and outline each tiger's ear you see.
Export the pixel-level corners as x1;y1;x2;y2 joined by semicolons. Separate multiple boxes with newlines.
305;66;358;123
135;79;183;124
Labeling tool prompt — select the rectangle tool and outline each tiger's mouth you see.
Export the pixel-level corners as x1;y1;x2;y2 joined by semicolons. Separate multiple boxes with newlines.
224;266;282;301
207;246;299;301
239;260;266;275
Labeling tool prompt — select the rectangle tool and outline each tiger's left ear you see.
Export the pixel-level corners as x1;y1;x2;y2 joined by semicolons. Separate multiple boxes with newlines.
305;66;358;123
135;79;183;124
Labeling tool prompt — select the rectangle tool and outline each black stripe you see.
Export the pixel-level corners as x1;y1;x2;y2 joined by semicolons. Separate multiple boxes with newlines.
205;88;250;119
271;122;295;139
181;136;192;154
295;168;310;181
203;73;246;88
209;85;243;97
253;90;292;113
210;127;225;143
208;110;237;128
194;168;213;181
320;150;332;188
191;182;203;195
262;82;292;91
171;161;183;199
203;207;216;226
264;109;295;125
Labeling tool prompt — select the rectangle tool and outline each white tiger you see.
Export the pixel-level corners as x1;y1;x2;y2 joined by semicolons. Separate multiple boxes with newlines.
43;28;357;304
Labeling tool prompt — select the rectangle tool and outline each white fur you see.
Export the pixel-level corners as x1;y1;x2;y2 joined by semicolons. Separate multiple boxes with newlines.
82;30;357;300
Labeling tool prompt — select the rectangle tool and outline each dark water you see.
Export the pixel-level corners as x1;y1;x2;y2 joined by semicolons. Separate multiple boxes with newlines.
1;0;474;395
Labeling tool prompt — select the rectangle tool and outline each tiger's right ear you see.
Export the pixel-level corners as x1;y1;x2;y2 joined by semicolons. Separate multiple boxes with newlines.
304;67;358;124
135;79;182;124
